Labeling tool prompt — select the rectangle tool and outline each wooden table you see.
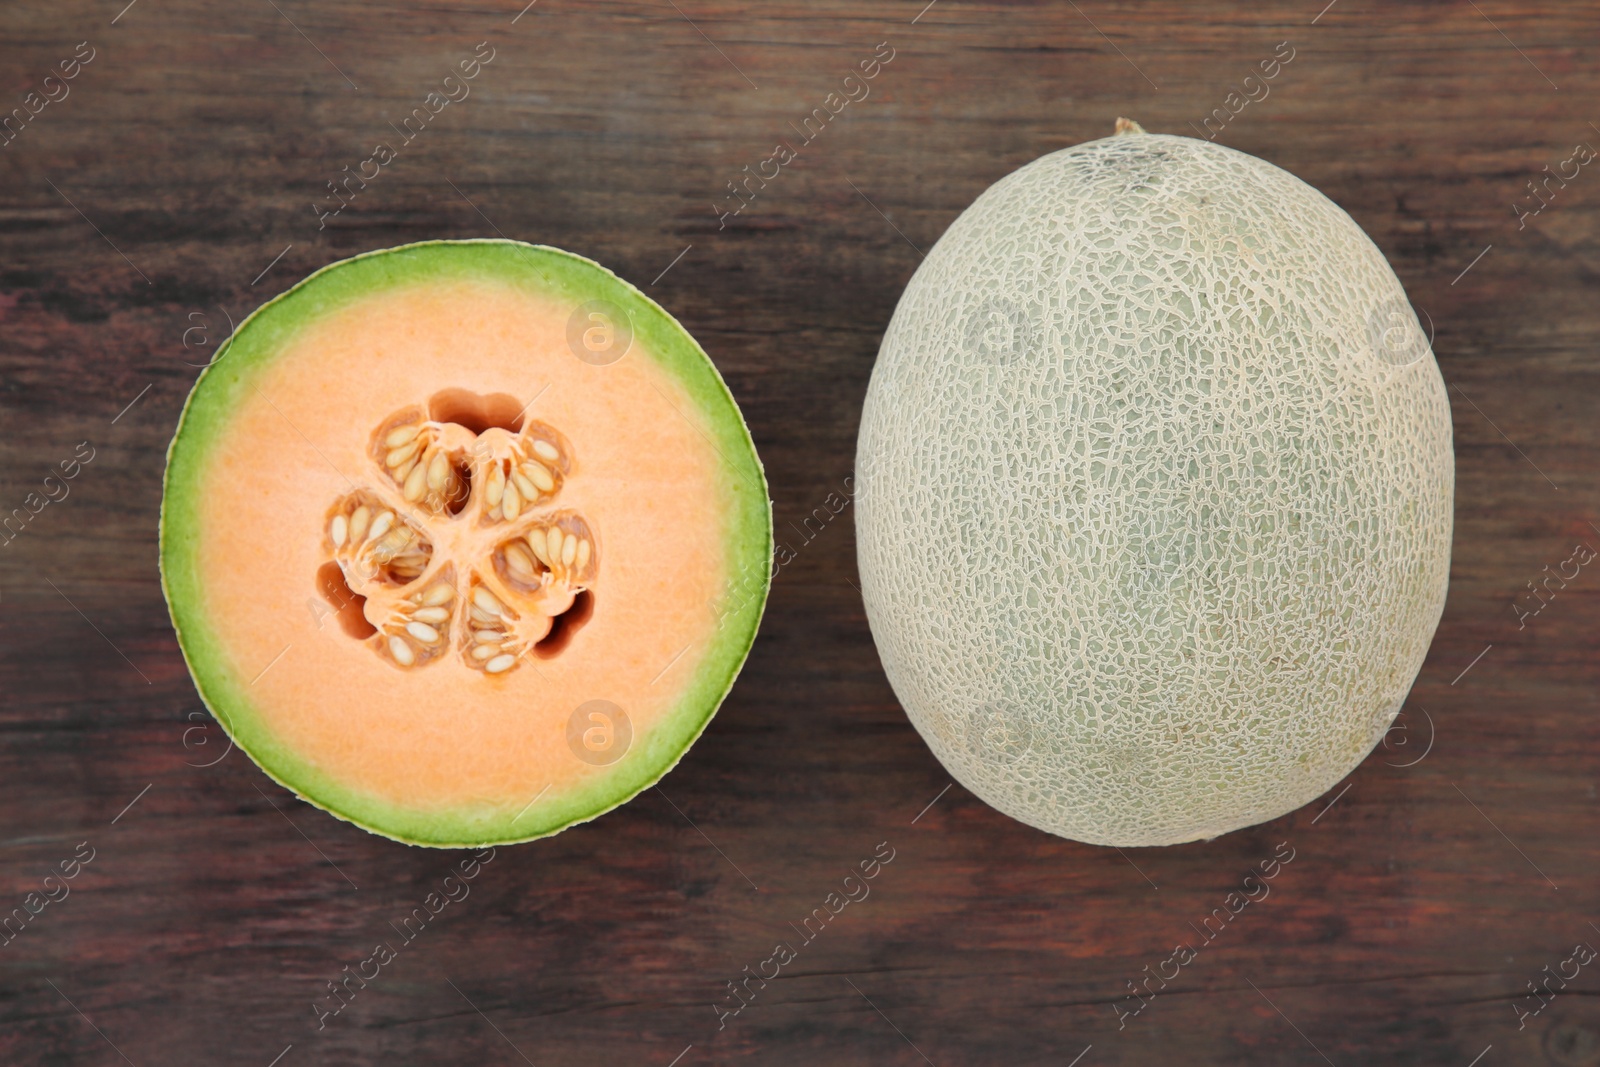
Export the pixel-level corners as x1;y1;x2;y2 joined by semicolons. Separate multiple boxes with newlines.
2;1;1596;1063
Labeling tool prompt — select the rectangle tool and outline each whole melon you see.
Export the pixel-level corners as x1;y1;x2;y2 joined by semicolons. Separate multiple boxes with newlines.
855;124;1453;847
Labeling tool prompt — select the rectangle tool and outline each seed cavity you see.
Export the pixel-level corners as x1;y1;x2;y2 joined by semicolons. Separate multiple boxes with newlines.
326;495;435;593
475;423;571;529
374;414;473;516
323;407;598;674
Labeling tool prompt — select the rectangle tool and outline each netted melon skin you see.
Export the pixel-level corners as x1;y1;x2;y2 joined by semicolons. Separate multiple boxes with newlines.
856;133;1453;847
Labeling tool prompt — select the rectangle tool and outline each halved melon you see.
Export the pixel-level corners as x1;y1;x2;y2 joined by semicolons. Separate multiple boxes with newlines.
161;241;771;846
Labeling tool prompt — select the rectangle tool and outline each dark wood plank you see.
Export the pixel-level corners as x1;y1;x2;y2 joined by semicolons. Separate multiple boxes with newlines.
2;1;1598;1064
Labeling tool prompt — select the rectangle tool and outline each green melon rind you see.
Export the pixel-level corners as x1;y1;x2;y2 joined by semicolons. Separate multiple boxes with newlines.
159;240;771;847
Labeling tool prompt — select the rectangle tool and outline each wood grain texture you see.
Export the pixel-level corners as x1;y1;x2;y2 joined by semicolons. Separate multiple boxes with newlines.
1;1;1597;1064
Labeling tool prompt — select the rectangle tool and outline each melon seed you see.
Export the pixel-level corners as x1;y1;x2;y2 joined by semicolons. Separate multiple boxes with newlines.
527;532;551;566
485;653;516;673
402;462;428;502
406;621;440;643
523;460;555;492
427;450;450;491
532;439;559;463
512;470;538;502
389;636;415;666
349;506;371;543
384;424;420;448
412;606;450;624
386;440;421;468
502;481;522;521
330;514;348;548
505;543;536;576
374;530;411;559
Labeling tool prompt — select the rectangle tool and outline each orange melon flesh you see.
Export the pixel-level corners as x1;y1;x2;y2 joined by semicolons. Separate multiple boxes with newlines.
161;242;771;846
